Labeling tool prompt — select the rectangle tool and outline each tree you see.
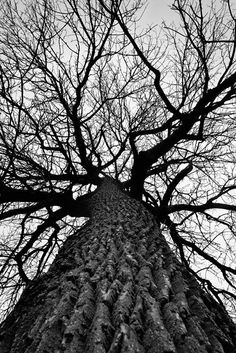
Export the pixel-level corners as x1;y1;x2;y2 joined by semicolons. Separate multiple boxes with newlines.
0;0;236;351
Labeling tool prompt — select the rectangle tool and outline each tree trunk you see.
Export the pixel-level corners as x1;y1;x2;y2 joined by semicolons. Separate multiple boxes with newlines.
0;178;236;353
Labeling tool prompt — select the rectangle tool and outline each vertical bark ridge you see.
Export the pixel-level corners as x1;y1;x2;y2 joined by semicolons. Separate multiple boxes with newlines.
0;178;235;352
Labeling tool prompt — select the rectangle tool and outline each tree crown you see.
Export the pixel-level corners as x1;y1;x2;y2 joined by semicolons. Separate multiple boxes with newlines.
0;0;236;320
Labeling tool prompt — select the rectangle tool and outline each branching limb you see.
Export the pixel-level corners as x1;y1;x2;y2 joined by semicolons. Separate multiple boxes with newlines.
161;163;193;207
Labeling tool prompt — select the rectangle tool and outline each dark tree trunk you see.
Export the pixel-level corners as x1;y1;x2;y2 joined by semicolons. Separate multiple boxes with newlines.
0;178;236;353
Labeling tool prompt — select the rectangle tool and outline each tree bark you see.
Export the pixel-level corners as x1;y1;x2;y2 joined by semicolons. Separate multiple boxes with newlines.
0;178;236;353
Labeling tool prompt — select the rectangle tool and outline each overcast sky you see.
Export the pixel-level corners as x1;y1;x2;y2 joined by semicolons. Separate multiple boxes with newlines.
141;0;175;27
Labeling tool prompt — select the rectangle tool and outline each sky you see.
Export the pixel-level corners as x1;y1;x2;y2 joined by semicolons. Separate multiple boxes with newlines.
141;0;175;27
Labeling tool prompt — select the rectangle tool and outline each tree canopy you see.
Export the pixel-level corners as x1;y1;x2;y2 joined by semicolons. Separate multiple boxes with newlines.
0;0;236;320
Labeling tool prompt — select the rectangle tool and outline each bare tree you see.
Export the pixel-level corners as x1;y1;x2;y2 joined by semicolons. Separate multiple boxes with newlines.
0;0;236;352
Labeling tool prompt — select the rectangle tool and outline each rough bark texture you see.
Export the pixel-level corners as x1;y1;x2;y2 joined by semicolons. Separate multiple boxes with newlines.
0;178;236;352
